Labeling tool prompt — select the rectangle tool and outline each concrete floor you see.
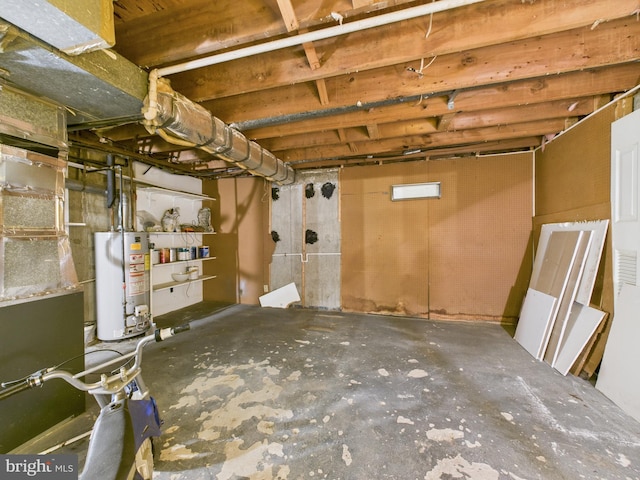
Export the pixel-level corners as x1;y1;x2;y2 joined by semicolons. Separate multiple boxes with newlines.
19;304;640;479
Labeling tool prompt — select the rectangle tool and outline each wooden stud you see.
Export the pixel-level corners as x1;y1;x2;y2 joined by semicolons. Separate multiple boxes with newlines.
366;124;379;139
352;0;375;8
276;0;299;31
437;114;456;131
316;79;329;105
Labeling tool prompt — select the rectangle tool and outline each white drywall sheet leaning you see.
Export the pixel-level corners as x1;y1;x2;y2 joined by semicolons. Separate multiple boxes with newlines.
544;231;593;367
553;302;607;376
259;282;301;308
529;230;583;359
514;288;558;359
531;220;609;305
596;283;640;423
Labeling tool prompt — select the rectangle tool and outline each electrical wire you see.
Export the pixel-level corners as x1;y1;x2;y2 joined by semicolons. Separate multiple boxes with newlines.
0;349;125;387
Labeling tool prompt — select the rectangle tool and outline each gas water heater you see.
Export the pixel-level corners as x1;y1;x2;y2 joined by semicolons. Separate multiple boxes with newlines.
95;232;152;341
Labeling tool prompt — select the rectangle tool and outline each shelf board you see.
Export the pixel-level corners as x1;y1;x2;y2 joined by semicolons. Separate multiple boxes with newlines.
152;257;216;268
153;275;217;292
146;231;216;235
136;185;215;201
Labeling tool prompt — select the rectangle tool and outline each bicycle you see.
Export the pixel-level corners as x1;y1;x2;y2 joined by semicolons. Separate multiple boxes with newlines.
0;323;191;480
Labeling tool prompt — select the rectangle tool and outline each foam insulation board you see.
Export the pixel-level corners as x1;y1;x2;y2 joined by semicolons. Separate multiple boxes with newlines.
259;282;300;308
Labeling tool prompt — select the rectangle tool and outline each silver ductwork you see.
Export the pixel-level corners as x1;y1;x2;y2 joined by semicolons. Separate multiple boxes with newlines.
142;72;295;185
0;0;115;55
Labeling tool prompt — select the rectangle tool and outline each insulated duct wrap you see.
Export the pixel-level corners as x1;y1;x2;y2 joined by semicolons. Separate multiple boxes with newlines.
143;78;295;185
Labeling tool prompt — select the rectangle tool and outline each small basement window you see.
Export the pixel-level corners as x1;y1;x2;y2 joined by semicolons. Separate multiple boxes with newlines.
391;182;441;201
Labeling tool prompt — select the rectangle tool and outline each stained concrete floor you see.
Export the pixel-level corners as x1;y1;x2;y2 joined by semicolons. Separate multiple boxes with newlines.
18;304;640;479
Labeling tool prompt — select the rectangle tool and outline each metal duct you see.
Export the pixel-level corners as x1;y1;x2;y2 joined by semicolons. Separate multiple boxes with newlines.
142;73;295;185
0;0;115;55
0;20;146;125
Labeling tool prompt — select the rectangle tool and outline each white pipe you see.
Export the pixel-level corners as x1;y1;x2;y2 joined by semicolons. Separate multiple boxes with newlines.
157;0;488;77
143;69;159;121
273;252;341;263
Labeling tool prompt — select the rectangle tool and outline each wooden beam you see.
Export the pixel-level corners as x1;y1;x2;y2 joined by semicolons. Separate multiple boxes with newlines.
316;78;329;105
115;0;428;66
278;118;569;162
366;124;379;139
446;99;596;131
103;65;636;146
290;137;539;169
300;28;322;70
239;65;639;140
169;1;640;101
102;95;597;168
275;0;322;72
593;94;612;110
437;114;456;131
201;22;640;121
303;41;322;70
115;0;288;67
276;0;299;31
352;0;375;8
261;100;587;152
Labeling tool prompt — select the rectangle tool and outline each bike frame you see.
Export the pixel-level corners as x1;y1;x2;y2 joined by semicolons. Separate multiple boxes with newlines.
1;325;189;480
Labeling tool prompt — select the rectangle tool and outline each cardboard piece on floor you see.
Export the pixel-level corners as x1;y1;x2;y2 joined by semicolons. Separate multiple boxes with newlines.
544;231;592;366
259;282;301;308
554;302;607;376
514;288;558;359
596;283;640;423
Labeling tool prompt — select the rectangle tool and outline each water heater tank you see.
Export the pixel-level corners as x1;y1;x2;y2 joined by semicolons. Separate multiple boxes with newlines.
95;232;151;341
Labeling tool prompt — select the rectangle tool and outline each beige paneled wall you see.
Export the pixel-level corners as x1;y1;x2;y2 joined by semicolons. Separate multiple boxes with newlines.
341;154;533;322
534;102;621;375
535;106;615;218
204;176;271;305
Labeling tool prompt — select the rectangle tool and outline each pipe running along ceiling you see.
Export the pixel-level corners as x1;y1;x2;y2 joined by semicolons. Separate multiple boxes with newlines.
156;0;489;76
142;72;295;185
139;0;489;184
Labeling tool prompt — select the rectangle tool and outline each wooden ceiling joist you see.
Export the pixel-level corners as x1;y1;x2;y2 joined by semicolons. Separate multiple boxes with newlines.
98;0;640;171
241;65;639;140
279;118;573;162
166;1;639;102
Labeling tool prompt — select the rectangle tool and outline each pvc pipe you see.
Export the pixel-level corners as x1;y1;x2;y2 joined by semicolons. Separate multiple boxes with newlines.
157;0;489;77
272;252;341;263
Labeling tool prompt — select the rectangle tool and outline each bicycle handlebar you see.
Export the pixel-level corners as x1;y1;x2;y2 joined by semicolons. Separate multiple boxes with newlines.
0;380;32;401
0;323;191;400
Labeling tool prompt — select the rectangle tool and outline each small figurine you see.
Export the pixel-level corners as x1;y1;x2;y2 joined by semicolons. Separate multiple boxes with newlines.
198;207;214;232
161;207;180;232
